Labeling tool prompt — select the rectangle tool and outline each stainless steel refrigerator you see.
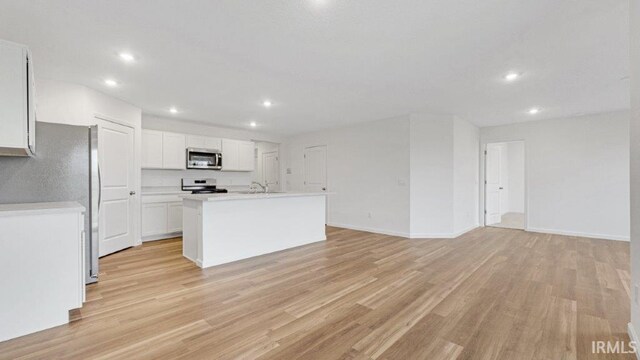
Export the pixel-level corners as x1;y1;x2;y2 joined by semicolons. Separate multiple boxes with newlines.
0;122;99;284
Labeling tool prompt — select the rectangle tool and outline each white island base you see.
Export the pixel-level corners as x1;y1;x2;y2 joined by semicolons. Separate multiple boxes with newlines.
182;193;327;268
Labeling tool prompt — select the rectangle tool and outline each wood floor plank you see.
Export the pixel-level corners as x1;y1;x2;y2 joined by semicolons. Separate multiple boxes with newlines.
0;226;633;359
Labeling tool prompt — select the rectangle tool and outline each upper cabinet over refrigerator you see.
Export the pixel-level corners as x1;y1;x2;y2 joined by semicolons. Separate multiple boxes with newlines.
0;40;35;156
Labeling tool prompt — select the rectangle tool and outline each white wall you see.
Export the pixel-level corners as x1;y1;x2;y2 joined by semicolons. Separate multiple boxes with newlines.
284;115;411;237
453;117;480;234
409;114;480;237
506;141;525;213
480;111;630;241
142;115;282;143
141;114;283;191
629;0;640;339
409;113;454;237
34;78;89;126
285;111;479;239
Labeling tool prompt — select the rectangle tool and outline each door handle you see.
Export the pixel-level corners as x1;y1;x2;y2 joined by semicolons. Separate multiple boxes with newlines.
129;191;136;196
322;187;326;191
97;165;102;212
499;187;504;190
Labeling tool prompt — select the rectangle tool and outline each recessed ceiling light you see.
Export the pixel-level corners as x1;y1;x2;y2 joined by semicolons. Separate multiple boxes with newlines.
169;107;178;114
263;100;272;108
119;52;135;63
528;107;540;115
104;79;118;87
249;121;257;127
504;72;520;82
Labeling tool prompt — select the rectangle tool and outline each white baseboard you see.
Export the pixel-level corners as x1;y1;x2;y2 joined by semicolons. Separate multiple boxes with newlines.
628;322;640;360
326;222;479;239
142;232;183;242
409;225;478;239
326;222;410;238
526;227;629;242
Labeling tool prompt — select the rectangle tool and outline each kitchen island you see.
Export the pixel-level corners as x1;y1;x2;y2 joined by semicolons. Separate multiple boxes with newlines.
181;192;327;268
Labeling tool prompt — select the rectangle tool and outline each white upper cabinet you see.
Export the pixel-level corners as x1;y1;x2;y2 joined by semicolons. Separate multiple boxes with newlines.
204;137;222;151
162;132;186;169
144;130;253;172
186;135;221;151
0;40;35;156
221;138;239;171
238;141;255;171
186;135;206;149
222;139;254;171
142;130;163;168
142;130;186;170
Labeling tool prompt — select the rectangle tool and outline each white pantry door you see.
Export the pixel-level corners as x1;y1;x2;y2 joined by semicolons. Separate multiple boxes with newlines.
485;144;502;226
304;145;328;223
98;120;136;256
263;151;280;191
304;145;327;193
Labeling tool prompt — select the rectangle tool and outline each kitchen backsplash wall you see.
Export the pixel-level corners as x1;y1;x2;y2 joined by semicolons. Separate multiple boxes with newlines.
142;169;253;191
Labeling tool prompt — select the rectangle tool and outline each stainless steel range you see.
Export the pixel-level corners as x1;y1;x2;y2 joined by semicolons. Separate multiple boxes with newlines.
181;178;228;194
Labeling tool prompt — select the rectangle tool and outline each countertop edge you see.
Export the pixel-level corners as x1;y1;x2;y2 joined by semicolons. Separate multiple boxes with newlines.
181;192;330;202
0;201;86;217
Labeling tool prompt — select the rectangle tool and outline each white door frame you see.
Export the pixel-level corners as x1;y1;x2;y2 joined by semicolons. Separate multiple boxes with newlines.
93;113;140;250
481;140;528;230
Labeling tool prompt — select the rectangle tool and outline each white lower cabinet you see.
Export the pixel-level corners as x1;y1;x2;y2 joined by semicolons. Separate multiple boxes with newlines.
142;196;183;241
0;202;85;342
142;203;168;237
167;202;183;233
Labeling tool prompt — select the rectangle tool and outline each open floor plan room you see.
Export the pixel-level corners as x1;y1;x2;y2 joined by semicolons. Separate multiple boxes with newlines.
1;1;639;359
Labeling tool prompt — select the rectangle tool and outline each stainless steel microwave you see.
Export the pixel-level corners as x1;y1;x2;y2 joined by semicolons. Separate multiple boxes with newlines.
186;148;222;170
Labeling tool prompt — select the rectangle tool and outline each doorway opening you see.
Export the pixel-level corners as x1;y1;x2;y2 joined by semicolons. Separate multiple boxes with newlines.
253;141;281;192
484;141;525;230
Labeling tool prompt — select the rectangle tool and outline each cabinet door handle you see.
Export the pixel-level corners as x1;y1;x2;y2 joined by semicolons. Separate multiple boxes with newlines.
130;191;136;196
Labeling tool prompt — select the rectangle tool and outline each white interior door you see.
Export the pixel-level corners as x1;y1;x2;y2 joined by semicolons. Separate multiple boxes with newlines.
304;145;327;193
262;151;280;191
485;144;502;226
98;120;136;256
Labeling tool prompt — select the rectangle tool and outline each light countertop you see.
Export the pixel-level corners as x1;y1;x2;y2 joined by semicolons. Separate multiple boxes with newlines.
181;192;329;202
141;186;256;196
0;201;85;217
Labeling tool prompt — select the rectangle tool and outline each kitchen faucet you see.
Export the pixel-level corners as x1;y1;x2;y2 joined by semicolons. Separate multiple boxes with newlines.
251;181;268;193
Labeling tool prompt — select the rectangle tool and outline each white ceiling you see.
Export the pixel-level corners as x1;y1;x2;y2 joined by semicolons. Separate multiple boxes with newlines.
0;0;629;135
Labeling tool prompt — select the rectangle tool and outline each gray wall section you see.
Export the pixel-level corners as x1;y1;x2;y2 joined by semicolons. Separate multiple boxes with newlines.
0;122;89;206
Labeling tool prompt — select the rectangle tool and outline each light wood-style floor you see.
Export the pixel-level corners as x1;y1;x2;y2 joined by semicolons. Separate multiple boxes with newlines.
489;212;525;230
0;226;633;359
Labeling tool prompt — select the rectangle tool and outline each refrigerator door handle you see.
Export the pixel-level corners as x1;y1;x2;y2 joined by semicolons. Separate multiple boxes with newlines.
97;165;102;212
90;125;100;280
